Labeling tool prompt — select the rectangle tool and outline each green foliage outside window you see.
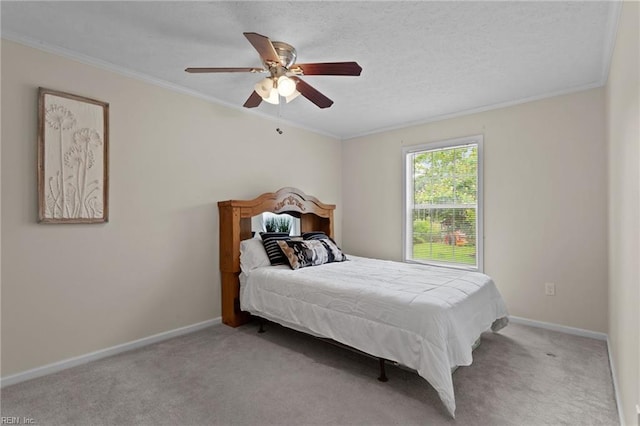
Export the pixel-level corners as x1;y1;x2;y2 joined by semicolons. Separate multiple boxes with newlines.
412;145;477;205
410;144;478;266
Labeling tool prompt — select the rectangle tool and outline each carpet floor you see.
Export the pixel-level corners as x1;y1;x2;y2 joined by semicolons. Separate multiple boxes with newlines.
1;322;619;425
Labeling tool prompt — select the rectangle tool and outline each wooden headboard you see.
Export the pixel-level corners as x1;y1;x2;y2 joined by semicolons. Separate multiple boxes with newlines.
218;187;336;327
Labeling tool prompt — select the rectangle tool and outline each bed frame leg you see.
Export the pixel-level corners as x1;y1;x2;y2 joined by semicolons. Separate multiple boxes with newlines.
258;319;265;334
378;358;388;382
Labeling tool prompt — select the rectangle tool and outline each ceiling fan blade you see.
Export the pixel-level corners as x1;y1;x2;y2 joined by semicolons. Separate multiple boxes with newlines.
243;91;263;108
291;77;334;109
185;67;264;73
243;32;280;64
292;62;362;76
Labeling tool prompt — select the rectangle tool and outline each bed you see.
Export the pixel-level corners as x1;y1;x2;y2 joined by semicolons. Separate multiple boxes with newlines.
218;188;509;417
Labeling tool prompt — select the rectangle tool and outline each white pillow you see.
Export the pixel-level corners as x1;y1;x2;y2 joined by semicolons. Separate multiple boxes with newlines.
239;238;271;273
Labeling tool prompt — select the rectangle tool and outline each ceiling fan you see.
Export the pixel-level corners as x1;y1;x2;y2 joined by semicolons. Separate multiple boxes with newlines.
185;32;362;109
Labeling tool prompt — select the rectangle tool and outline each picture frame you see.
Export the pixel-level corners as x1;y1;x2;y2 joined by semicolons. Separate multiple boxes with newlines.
37;88;109;223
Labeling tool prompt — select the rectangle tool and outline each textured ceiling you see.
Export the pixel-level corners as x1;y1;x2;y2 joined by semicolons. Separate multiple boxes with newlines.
1;1;619;139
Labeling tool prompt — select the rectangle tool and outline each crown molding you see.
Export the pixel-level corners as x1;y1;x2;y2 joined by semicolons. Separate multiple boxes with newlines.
0;32;340;140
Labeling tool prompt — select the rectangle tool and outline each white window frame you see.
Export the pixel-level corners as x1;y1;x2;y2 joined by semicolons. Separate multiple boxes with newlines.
402;135;484;271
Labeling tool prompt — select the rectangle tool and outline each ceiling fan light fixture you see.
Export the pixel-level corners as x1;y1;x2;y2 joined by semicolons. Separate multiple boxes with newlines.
254;77;274;98
277;76;296;97
263;87;280;104
186;32;361;109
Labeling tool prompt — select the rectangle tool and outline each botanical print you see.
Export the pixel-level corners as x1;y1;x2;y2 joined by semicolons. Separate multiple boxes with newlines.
40;91;107;221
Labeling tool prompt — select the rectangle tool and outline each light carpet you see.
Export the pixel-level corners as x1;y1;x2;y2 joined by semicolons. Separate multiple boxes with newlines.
0;322;619;425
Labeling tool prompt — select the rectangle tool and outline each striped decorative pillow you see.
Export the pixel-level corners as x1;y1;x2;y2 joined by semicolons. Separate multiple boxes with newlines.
301;232;327;240
259;232;291;265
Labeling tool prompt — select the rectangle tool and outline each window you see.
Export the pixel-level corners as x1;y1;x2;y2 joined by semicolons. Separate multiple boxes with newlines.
403;135;483;271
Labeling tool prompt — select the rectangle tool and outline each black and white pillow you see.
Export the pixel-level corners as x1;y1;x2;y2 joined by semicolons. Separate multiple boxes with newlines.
259;232;291;265
302;232;347;261
277;240;329;269
277;238;347;270
320;238;348;262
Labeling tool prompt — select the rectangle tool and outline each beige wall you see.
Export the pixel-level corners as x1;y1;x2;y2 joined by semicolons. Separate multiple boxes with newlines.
2;13;635;414
606;2;640;425
0;40;342;376
342;88;608;333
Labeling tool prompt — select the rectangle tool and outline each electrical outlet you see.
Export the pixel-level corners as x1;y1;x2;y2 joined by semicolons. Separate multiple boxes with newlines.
545;282;556;296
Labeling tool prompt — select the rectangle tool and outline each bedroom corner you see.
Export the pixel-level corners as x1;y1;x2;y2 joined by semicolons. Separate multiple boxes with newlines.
0;39;342;378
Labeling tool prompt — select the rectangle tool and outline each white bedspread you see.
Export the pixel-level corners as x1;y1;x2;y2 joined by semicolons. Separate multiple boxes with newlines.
240;255;508;416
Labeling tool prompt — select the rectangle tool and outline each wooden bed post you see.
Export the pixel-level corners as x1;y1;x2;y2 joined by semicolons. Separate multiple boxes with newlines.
218;204;251;327
218;188;336;327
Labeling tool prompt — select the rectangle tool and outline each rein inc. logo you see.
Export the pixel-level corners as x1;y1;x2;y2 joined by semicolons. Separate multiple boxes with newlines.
1;418;35;425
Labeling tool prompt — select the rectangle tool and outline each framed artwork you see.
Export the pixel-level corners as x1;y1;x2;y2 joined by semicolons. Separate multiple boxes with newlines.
38;88;109;223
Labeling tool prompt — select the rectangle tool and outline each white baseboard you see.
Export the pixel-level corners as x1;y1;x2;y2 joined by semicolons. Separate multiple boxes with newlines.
0;317;221;388
0;315;625;426
509;315;607;341
509;316;622;425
